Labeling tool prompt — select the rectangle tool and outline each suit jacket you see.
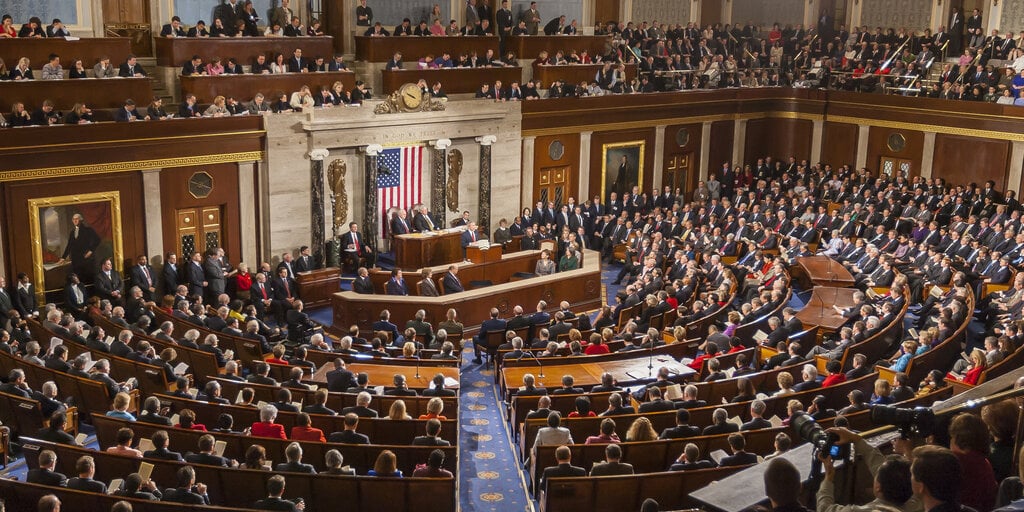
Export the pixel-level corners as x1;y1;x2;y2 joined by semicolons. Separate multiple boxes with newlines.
352;276;374;294
412;435;451;446
271;276;297;300
540;463;586;489
590;461;634;476
326;368;356;392
460;229;480;248
27;468;68;487
327;430;370;444
293;255;316;273
185;452;232;467
94;270;124;299
720;451;759;467
67;476;107;493
254;497;300;511
442;272;464;294
385;278;408;296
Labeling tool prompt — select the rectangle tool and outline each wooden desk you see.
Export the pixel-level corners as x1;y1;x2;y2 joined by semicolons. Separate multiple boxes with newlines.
505;35;611;59
501;356;695;399
296;267;341;308
393;229;464;270
309;361;459;389
795;286;860;332
0;37;132;71
792;255;856;288
155;36;336;67
331;249;603;334
532;62;638;85
355;35;499;62
380;66;522;94
467;244;502;263
0;77;153;112
180;71;356;103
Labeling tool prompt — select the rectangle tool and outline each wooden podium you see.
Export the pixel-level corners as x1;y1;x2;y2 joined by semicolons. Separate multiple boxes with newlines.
393;230;464;270
467;244;503;264
296;267;341;308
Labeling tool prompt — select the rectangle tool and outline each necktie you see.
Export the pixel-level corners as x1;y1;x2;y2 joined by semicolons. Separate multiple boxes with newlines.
142;266;151;286
471;231;476;242
260;284;267;299
283;279;290;298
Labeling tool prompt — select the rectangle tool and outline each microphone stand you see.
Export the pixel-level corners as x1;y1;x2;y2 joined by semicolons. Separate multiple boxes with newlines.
414;355;421;380
648;339;655;378
526;346;544;379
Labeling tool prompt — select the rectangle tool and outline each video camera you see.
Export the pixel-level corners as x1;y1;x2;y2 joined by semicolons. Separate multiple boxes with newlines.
871;405;936;439
791;411;850;460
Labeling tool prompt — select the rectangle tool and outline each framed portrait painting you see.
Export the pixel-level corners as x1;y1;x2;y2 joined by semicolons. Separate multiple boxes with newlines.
28;191;123;302
601;141;645;202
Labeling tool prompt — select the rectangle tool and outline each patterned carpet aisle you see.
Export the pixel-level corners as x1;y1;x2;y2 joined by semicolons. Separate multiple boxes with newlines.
459;346;533;512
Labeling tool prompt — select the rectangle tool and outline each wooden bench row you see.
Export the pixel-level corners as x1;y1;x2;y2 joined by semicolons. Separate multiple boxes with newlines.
0;390;77;440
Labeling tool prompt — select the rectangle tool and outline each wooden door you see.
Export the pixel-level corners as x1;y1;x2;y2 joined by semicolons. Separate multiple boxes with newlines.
102;0;151;55
535;166;570;207
176;207;224;258
665;152;696;198
700;0;721;26
594;0;620;28
879;157;913;179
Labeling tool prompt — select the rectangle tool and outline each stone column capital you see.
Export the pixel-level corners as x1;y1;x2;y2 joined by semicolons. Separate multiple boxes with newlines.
364;144;384;156
430;139;452;150
475;135;497;146
308;149;330;161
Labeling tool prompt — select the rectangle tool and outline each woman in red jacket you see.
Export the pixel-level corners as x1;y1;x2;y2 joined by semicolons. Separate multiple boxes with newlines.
250;404;287;439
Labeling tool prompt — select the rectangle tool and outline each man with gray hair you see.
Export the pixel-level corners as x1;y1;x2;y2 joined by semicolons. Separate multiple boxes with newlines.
23;340;44;365
151;321;175;342
793;364;821;392
341;391;378;417
742;400;772;430
179;328;201;349
91;359;134;396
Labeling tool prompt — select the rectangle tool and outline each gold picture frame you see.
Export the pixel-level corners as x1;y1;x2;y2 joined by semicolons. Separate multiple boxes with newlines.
601;141;645;201
28;191;124;303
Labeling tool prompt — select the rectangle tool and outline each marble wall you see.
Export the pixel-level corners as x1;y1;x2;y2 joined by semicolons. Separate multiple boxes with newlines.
1001;0;1024;34
859;0;931;31
731;0;805;29
262;101;522;260
630;0;690;25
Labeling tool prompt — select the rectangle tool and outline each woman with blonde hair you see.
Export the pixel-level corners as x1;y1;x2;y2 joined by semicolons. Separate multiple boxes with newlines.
672;325;687;344
388;399;412;420
625;417;658;442
774;372;795;396
204;95;229;117
419;397;447;420
399;341;417;359
106;392;136;421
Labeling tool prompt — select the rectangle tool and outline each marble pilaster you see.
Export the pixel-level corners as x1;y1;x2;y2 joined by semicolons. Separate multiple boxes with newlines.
364;145;383;252
308;149;329;267
476;135;497;236
430;139;452;223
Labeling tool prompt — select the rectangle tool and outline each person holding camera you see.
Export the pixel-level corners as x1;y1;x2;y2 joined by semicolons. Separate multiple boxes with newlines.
815;427;920;512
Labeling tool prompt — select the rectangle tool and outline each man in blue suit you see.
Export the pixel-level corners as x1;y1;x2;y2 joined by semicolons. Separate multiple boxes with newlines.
460;221;480;259
442;265;464;294
385;268;408;296
473;307;506;364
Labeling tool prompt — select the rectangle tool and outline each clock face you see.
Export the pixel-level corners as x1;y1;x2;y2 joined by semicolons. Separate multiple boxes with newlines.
399;83;422;110
188;171;213;199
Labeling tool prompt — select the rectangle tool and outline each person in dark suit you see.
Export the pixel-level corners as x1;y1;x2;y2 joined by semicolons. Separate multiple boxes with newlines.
659;409;701;439
352;267;374;294
12;272;37;318
118;54;147;77
422;374;457;397
412;419;451;446
274;443;317;474
325;359;356;392
60;213;100;282
161;466;210;505
385;269;408;296
26;450;67;487
540;446;586;492
160;16;187;37
66;455;108;493
460;222;481;258
340;222;374;269
590;444;634;476
413;206;438;232
442;265;464;294
270;266;297;325
390;209;412;237
327;413;371;443
638;387;676;413
473;307;507;364
741;400;773;431
94;258;125;305
254;475;303;511
669;444;717;471
719;433;759;466
143;431;184;461
127;255;157;301
161;252;181;296
185;436;233;468
203;250;227;303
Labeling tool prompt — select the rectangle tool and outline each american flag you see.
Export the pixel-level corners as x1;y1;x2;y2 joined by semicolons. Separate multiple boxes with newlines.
377;146;423;237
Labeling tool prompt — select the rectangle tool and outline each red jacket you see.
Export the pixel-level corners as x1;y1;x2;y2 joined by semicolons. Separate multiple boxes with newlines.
290;426;326;443
250;422;287;439
821;373;847;387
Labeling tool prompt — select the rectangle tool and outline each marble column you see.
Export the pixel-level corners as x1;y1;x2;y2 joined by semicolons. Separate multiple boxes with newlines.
308;149;329;267
731;119;747;171
141;169;164;263
430;139;451;224
364;144;383;250
237;161;258;265
855;125;870;170
579;131;593;200
522;136;536;209
810;120;824;165
653;125;667;190
699;122;712;181
920;133;936;179
476;135;497;236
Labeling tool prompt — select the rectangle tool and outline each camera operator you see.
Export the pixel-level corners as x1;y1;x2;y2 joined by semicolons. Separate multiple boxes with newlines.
815;427;920;512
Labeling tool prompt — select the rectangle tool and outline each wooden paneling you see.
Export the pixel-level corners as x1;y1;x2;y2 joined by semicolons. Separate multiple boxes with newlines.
532;63;637;87
663;123;703;197
0;38;133;71
159;164;243;265
821;122;859;168
707;120;734;177
533;133;581;202
154;37;336;67
588;128;657;201
380;66;522;94
0;77;153;112
2;173;146;299
932;134;1011;190
594;1;621;25
866;126;925;177
744;118;813;164
505;35;612;60
355;35;499;62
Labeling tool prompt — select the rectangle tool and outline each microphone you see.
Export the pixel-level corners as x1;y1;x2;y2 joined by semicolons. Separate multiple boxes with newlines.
414;355;421;380
647;335;655;378
525;345;545;379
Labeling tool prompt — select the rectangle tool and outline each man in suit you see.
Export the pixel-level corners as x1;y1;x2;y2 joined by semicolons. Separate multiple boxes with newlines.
0;369;32;397
254;475;302;511
659;408;700;439
328;414;372;444
474;307;507;364
741;400;773;431
460;221;481;259
271;266;297;325
326;358;356;392
540;446;585;492
60;213;100;282
412;419;451;446
161;252;181;296
390;209;412;237
442;265;464;294
26;450;67;487
250;272;273;319
385;269;408;296
160;16;187;37
590;444;634;476
161;466;210;505
203;250;226;304
287;48;307;73
413;205;437;232
719;433;759;466
12;272;37;319
94;258;125;306
184;434;234;467
352;267;374;294
293;246;317;273
127;255;157;301
186;252;207;297
340;222;374;269
118;54;146;77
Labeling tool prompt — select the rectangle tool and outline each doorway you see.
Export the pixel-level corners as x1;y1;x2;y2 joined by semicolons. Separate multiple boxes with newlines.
535;166;571;207
664;152;696;198
176;207;224;259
